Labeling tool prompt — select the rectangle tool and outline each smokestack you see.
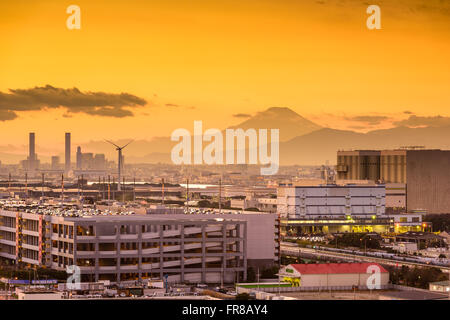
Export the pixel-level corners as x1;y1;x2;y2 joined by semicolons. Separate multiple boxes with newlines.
29;133;35;161
61;174;64;202
162;178;165;205
29;132;36;170
65;133;71;172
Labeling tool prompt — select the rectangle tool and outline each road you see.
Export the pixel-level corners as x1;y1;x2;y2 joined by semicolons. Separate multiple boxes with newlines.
281;244;450;273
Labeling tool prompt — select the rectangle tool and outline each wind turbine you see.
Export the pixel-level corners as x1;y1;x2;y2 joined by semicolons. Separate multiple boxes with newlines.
105;140;133;191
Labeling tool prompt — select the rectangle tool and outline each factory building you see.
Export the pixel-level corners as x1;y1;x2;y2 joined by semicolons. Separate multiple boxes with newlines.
337;149;450;214
336;150;381;181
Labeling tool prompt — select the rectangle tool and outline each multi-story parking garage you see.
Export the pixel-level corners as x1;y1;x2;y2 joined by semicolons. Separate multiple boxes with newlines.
0;207;250;284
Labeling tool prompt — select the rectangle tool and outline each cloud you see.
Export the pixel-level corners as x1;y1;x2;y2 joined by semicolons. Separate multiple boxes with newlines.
165;103;195;110
348;125;367;130
394;115;450;128
233;113;252;118
403;110;414;115
345;115;389;125
0;109;18;121
0;85;147;120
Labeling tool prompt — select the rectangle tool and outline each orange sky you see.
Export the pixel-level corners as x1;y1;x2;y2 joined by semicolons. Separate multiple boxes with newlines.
0;0;449;150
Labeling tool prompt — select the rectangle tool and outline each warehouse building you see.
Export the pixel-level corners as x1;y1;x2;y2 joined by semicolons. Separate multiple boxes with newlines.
278;263;389;289
277;185;386;219
277;184;424;235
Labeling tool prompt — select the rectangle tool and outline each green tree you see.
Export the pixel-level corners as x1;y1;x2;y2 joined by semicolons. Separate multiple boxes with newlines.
197;200;211;207
235;293;251;300
261;266;279;279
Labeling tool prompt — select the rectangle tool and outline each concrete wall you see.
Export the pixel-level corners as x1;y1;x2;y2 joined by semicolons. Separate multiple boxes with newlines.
278;185;386;218
18;292;62;300
151;213;278;267
406;150;450;214
300;272;389;287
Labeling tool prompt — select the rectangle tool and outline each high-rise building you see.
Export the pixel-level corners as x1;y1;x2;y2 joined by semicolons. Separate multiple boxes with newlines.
51;156;60;170
26;132;39;171
93;154;106;170
65;133;71;172
82;153;94;169
76;146;82;170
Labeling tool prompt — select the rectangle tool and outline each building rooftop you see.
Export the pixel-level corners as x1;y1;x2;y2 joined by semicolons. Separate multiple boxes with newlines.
0;199;136;217
379;290;448;300
429;281;450;286
59;214;243;223
281;184;385;188
396;231;444;241
290;263;388;275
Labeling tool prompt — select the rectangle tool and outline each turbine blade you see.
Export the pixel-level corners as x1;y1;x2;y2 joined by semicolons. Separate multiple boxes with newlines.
120;140;134;149
105;139;120;149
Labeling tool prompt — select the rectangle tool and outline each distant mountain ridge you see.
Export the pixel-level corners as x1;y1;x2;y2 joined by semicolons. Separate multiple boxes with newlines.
1;108;450;165
280;125;450;165
228;107;322;142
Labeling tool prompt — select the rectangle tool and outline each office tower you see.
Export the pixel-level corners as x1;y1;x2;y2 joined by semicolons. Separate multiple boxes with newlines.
76;146;82;170
82;153;94;169
94;154;106;170
65;133;71;172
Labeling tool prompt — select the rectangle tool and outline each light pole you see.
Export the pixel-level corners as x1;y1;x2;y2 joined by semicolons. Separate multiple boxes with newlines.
360;237;368;255
257;268;260;292
274;272;281;297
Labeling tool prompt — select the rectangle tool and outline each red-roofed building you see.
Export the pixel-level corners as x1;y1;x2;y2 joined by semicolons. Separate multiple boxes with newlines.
279;263;389;289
